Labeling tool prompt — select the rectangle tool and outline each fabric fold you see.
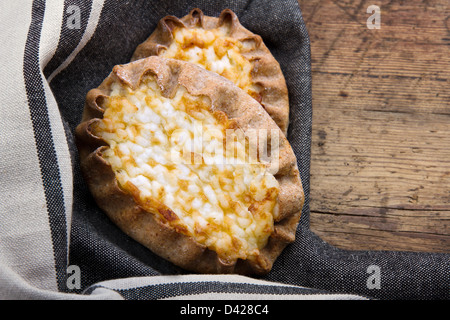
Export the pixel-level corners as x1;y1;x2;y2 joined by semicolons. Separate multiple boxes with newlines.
0;0;447;300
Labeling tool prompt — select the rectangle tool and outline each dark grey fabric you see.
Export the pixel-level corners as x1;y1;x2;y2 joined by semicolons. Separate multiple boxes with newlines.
46;0;449;300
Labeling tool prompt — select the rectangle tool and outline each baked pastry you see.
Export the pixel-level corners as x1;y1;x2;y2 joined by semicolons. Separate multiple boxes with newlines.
75;56;304;274
132;8;290;135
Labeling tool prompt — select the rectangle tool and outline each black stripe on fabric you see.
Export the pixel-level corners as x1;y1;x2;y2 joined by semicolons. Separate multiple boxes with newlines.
43;0;93;79
84;281;329;300
23;0;68;292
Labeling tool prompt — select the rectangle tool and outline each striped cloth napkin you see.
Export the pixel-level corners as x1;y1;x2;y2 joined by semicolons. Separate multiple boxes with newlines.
0;0;447;300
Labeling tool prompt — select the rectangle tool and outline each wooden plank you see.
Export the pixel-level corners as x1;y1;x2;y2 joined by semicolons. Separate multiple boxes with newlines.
297;0;450;252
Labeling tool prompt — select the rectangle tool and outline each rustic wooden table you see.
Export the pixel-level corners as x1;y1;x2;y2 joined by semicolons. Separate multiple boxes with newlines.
297;0;449;253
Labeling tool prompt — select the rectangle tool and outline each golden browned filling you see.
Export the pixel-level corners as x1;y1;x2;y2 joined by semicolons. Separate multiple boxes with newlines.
92;75;279;262
162;25;262;103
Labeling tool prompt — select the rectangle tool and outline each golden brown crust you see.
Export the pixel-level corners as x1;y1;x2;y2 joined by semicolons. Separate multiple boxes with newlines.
76;56;304;275
131;8;290;135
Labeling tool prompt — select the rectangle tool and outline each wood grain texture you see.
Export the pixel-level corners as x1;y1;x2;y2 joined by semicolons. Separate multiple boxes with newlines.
297;0;449;252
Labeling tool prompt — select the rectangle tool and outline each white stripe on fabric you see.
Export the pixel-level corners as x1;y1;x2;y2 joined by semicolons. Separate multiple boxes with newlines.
163;292;367;300
0;1;58;292
86;274;317;291
83;275;367;300
47;0;105;83
39;0;73;249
